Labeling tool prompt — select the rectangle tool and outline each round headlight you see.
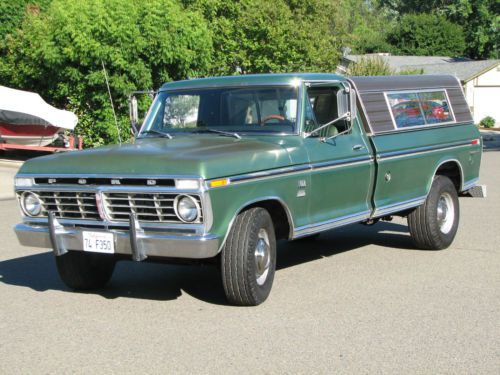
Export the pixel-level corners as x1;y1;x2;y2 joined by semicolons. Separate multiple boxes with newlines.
175;195;200;223
22;192;42;216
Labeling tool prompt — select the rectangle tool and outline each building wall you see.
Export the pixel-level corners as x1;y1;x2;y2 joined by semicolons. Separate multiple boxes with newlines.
464;64;500;127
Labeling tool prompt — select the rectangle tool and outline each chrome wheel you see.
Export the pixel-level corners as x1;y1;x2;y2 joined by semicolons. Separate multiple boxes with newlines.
437;192;454;234
254;228;271;286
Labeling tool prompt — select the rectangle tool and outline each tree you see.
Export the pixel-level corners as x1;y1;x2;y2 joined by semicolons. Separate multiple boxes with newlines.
445;0;499;59
0;0;51;43
379;0;499;59
184;0;343;75
0;0;212;146
336;0;394;54
387;13;466;56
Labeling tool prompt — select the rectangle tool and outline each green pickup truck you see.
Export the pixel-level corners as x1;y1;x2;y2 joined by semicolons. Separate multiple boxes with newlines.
14;73;484;305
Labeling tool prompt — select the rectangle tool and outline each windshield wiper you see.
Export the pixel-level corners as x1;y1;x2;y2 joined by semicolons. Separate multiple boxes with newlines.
139;129;173;139
194;128;241;139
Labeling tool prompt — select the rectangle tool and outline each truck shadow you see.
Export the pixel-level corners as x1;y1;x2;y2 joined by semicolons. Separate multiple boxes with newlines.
0;221;416;305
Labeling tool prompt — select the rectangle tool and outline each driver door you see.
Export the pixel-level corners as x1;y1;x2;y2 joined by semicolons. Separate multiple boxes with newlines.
302;82;374;232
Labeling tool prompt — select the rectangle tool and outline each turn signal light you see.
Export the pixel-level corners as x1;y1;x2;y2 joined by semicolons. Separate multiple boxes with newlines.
209;178;230;188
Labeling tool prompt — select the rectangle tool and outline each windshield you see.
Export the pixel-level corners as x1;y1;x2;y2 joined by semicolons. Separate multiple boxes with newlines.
139;86;298;136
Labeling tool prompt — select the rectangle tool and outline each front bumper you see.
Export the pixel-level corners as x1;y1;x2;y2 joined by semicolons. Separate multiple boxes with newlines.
15;217;221;260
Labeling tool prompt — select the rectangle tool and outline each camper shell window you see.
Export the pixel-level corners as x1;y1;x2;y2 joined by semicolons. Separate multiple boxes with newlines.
348;75;472;135
385;89;455;129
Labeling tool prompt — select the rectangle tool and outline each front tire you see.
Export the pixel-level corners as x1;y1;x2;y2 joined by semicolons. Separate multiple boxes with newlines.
408;175;459;250
55;251;116;290
221;207;276;306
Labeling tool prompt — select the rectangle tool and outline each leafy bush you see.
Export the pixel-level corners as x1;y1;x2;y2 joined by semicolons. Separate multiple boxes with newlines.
347;56;393;76
0;0;213;147
387;13;466;56
479;116;496;128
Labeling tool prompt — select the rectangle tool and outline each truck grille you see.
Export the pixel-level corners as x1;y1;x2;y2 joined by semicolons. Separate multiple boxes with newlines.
36;191;100;219
103;192;202;223
19;190;203;224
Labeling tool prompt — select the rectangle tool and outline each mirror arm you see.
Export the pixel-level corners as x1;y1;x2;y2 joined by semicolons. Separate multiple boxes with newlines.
321;127;351;143
304;112;350;138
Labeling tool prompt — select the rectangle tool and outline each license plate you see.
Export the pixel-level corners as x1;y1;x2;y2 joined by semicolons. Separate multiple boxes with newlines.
82;231;114;254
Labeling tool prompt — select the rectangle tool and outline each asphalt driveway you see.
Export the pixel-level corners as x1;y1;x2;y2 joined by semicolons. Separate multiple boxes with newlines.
0;145;498;374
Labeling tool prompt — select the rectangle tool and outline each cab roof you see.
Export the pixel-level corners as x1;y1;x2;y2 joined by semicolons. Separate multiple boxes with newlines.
159;73;346;91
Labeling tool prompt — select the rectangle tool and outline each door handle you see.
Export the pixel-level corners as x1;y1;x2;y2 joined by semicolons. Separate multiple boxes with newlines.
352;144;365;151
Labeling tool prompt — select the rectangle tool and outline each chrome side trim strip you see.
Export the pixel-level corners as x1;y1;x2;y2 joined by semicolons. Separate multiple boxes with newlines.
372;196;427;218
310;156;372;172
229;164;311;184
293;210;371;238
377;140;472;161
462;178;479;192
211;156;373;187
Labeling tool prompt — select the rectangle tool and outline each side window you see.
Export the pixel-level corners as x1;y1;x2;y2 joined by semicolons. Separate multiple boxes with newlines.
386;90;454;128
305;85;348;136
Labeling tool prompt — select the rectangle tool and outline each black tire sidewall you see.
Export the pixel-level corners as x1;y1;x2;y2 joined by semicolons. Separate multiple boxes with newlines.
245;209;276;304
425;176;460;249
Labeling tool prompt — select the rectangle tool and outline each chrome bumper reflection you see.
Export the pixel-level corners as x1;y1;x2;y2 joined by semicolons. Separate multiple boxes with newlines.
14;221;220;260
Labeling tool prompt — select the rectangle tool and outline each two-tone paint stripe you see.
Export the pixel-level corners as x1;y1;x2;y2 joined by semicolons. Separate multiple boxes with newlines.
376;139;479;161
209;155;373;187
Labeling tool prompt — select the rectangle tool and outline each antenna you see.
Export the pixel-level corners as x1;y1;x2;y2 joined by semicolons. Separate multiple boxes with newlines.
101;60;122;145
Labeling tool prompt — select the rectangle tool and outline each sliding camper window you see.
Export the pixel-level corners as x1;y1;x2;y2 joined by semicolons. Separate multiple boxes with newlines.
385;90;455;129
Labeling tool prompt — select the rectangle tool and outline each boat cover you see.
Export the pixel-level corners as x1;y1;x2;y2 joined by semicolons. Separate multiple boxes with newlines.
0;85;77;130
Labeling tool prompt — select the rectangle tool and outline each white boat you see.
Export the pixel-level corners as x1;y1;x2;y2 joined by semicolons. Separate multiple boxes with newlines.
0;86;78;147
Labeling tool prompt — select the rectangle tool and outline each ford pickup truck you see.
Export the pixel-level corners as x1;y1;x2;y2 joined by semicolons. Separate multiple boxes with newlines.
14;73;484;306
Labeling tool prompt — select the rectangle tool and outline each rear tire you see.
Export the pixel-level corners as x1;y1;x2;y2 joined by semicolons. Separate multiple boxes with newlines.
55;251;116;290
221;208;276;306
408;175;459;250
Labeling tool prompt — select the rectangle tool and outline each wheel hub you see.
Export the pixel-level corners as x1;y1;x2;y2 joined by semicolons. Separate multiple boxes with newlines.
254;229;271;286
437;192;454;234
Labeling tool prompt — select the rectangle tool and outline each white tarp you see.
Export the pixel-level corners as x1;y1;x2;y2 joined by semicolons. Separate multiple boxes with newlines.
0;85;78;130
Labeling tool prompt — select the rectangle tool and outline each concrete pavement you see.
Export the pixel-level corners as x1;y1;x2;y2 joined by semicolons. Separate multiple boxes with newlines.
0;147;499;374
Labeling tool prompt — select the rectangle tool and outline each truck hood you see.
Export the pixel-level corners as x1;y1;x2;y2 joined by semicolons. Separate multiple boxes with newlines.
18;135;295;179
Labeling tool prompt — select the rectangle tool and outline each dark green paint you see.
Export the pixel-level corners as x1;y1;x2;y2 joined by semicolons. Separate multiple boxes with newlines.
17;75;482;246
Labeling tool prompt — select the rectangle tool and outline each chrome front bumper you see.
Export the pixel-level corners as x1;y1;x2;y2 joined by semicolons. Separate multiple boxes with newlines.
15;215;220;260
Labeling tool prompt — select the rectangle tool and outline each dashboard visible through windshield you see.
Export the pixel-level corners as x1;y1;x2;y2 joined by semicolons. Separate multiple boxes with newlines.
140;86;299;136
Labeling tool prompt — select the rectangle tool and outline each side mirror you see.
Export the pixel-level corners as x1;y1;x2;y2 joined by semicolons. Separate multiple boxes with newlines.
350;87;357;120
337;89;349;117
129;95;139;135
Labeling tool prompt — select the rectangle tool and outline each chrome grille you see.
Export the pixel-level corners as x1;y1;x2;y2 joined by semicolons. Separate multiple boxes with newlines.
103;192;203;223
34;191;100;219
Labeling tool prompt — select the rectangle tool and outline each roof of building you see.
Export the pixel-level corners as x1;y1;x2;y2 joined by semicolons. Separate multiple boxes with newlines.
344;55;500;82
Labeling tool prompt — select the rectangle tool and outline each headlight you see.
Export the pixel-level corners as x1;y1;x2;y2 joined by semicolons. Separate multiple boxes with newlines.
174;195;200;223
21;192;42;216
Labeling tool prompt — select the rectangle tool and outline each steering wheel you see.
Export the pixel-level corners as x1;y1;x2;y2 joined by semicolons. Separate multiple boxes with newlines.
261;114;285;126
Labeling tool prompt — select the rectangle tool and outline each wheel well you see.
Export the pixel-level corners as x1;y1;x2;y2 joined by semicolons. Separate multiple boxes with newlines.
435;161;461;191
245;200;292;240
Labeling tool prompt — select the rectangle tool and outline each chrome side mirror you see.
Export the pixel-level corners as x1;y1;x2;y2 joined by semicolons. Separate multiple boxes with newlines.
129;95;139;135
350;86;357;120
